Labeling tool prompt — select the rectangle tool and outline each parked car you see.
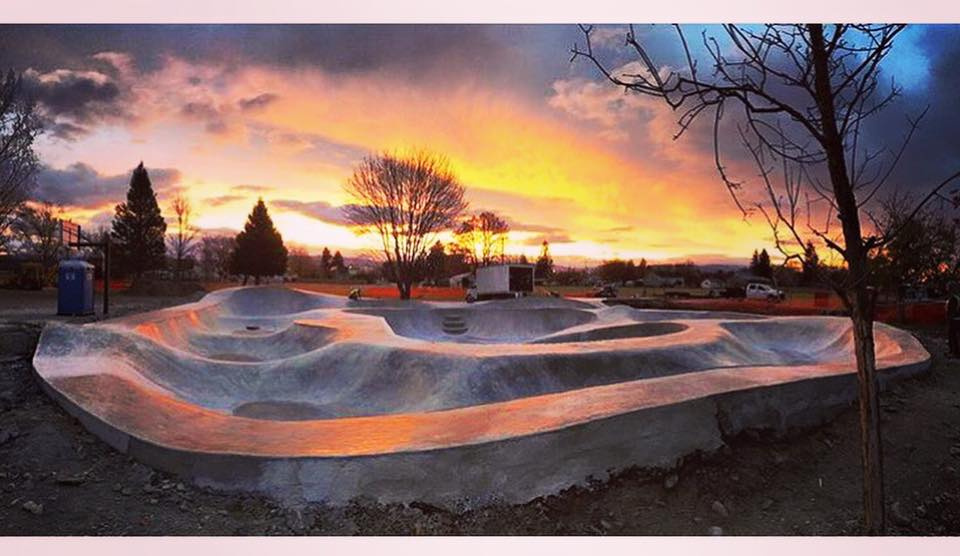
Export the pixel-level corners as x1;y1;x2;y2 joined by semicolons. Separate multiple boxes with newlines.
745;282;785;301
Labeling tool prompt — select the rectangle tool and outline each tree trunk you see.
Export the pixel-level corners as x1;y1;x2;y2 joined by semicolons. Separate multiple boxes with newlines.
808;23;886;534
397;280;411;300
850;285;885;534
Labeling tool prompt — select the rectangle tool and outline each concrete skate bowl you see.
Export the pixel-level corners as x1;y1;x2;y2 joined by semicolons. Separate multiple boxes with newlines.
33;286;931;508
115;287;345;362
353;307;592;343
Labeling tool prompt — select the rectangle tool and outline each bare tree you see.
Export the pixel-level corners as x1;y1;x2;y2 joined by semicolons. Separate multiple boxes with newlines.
10;202;65;282
287;245;317;279
166;194;199;281
0;70;43;252
198;235;236;281
572;23;960;533
344;150;468;299
873;193;959;316
454;211;510;269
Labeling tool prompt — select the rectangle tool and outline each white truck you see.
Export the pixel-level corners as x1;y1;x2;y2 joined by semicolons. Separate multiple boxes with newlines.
466;264;535;302
745;282;786;301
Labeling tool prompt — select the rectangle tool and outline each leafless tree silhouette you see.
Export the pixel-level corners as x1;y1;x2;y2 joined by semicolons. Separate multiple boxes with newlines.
572;23;960;534
0;70;43;251
198;235;235;281
166;194;199;281
344;150;468;299
10;201;65;281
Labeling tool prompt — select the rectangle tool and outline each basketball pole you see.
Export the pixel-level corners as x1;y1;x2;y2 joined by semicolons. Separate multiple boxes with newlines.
68;223;111;317
104;234;110;316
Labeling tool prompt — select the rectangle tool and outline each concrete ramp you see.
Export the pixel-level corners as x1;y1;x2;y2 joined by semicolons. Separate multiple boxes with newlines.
352;306;599;343
32;286;930;508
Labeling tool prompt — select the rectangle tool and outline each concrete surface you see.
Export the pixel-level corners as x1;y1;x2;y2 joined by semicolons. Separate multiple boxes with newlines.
32;286;931;507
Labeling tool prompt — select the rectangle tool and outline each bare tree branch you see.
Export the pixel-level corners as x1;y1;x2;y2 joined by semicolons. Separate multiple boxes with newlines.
343;150;468;299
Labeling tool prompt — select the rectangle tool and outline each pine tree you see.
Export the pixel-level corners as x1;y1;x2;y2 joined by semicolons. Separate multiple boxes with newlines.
232;198;287;284
802;241;820;286
320;247;333;278
424;241;447;284
535;240;554;281
756;248;773;279
111;162;167;279
331;250;345;276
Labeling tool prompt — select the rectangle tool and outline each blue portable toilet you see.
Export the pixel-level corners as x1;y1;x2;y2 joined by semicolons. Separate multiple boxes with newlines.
57;260;95;316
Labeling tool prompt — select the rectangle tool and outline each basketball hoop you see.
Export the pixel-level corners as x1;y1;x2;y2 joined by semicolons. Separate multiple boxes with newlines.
59;219;112;316
60;220;81;247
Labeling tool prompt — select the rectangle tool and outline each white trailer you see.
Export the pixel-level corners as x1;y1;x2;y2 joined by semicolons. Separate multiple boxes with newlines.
467;264;535;302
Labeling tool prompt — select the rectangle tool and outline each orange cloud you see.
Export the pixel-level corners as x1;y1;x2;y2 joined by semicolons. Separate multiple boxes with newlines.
38;53;785;264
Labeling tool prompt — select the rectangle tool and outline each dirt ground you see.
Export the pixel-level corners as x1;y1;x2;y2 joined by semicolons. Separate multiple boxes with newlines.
0;287;207;324
1;288;959;535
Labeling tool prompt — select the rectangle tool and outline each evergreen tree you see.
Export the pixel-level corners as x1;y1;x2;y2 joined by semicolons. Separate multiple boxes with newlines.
801;241;821;286
749;249;760;275
535;240;554;281
232;198;287;284
111;162;167;279
756;248;773;279
424;241;447;284
320;247;333;278
331;250;345;276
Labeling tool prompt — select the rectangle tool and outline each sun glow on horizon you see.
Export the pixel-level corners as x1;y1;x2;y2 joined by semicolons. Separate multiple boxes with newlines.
32;30;793;266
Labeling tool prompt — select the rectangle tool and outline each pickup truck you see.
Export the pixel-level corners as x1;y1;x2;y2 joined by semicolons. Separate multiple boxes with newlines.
745;282;785;301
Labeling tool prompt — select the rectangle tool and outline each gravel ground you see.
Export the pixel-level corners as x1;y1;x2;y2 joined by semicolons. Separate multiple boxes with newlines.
1;289;959;535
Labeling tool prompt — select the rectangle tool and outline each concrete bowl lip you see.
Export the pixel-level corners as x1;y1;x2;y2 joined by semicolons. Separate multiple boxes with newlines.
33;286;931;460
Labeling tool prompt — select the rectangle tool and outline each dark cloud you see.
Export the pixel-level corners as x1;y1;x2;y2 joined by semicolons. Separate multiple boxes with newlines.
0;25;580;146
46;120;88;141
861;25;960;191
270;199;349;225
34;162;181;208
0;25;540;85
21;68;121;122
180;101;228;134
19;67;130;140
238;93;278;111
180;101;218;119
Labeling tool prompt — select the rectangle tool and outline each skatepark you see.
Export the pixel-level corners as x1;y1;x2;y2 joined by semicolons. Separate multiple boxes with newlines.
31;286;931;508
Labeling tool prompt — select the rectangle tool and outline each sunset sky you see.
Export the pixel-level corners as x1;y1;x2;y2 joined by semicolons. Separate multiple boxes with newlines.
3;24;958;266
